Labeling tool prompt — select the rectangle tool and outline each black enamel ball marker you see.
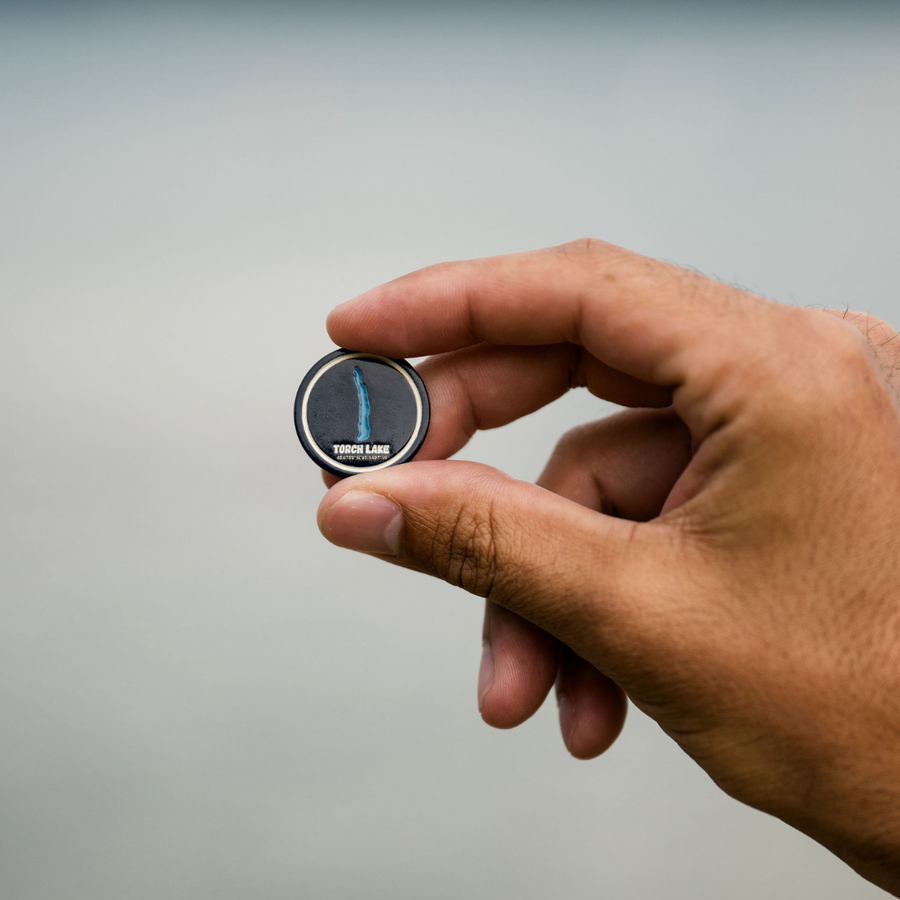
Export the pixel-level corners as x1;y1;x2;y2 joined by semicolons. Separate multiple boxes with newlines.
294;349;430;478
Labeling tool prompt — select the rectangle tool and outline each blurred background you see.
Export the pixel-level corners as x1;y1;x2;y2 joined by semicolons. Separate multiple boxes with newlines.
2;2;899;898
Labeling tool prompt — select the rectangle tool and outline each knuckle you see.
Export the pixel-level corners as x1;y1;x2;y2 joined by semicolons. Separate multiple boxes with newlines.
739;308;896;431
820;315;876;367
772;306;881;382
554;236;615;259
428;502;503;599
835;309;900;372
810;313;895;396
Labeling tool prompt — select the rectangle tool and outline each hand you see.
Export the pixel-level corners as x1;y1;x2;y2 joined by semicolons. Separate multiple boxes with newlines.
316;239;900;895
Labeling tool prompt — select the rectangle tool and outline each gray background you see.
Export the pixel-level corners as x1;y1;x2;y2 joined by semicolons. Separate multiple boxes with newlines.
2;3;898;898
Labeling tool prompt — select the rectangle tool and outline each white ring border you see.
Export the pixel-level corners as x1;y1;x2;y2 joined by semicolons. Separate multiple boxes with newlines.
301;352;424;474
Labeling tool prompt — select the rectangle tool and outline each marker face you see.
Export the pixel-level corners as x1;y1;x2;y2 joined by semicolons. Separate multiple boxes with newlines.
294;349;430;478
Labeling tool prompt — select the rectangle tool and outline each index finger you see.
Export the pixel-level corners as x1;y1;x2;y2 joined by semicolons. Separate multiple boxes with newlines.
327;239;769;389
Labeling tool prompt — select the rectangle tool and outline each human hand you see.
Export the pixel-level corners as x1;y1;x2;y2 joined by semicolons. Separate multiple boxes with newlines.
316;240;900;894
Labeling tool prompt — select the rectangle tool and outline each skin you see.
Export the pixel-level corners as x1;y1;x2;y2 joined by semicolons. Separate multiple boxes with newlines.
315;239;900;895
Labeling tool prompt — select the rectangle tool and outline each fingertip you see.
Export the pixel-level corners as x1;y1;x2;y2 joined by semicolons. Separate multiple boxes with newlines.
557;691;577;749
326;290;382;350
557;654;627;760
478;602;558;730
325;298;355;338
477;640;494;716
321;470;341;489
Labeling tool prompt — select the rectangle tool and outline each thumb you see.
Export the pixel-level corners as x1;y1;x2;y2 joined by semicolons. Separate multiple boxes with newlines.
317;459;670;655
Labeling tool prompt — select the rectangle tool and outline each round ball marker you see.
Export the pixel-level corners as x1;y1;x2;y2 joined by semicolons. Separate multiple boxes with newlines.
294;349;430;478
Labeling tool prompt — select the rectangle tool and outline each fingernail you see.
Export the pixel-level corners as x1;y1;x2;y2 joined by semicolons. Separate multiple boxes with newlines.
558;692;576;750
477;642;494;712
321;490;402;555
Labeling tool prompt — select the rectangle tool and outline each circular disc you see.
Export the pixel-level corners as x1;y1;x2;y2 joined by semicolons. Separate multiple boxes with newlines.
294;349;431;478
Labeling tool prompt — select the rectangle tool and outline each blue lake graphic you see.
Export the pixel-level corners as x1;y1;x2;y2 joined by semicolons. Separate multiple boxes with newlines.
353;366;371;442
